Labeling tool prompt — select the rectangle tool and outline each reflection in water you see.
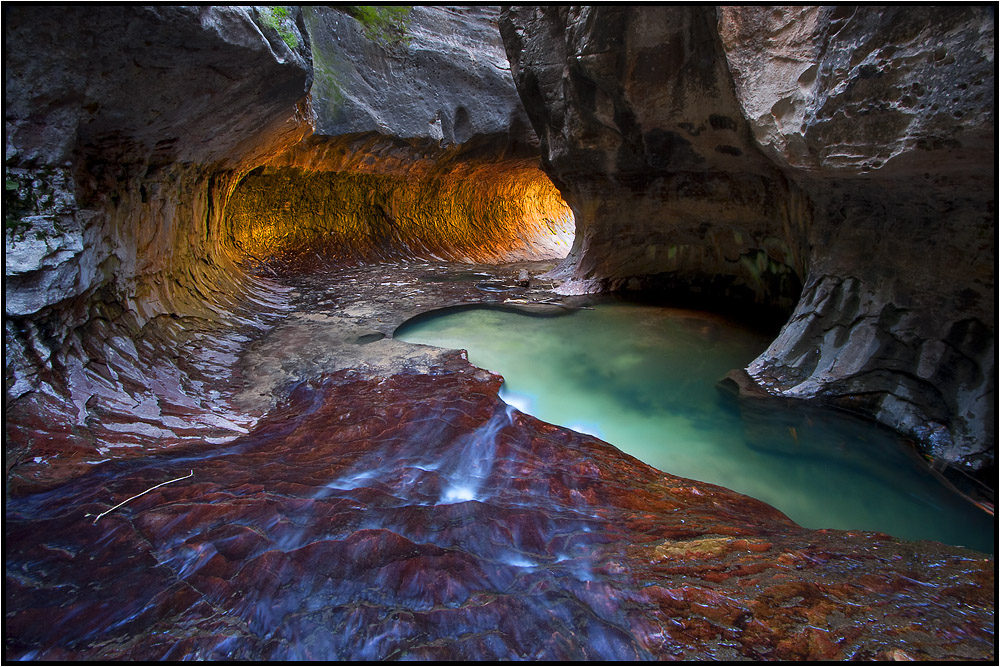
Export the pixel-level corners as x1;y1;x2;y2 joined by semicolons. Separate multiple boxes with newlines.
395;299;994;553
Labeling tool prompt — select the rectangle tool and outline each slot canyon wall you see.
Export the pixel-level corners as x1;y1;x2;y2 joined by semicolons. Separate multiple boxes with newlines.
499;5;996;474
4;4;993;491
5;6;313;491
4;5;995;662
224;6;574;269
4;6;568;491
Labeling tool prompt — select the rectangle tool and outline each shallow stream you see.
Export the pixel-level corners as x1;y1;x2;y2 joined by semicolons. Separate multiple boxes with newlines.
395;298;994;553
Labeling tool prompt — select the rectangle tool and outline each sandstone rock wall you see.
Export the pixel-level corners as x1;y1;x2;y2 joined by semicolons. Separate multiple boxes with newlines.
499;5;995;471
500;6;810;313
227;142;573;266
4;6;312;491
722;6;995;469
224;6;573;270
4;5;566;492
304;6;534;145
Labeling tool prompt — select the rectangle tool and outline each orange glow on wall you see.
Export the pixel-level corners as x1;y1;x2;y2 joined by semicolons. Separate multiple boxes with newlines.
223;137;575;267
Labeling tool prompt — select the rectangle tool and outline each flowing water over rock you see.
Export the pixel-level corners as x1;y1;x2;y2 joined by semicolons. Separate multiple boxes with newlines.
6;351;994;661
5;263;994;661
395;300;994;554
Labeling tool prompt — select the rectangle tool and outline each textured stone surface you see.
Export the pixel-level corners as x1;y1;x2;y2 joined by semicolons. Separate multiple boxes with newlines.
3;255;565;495
500;6;808;311
5;8;994;660
499;5;995;471
721;5;996;471
5;352;993;661
304;6;534;144
4;6;312;489
719;5;994;173
222;6;572;270
226;137;573;266
3;3;570;494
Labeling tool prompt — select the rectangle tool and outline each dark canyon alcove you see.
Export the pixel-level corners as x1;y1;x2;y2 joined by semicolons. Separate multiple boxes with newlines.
4;4;995;662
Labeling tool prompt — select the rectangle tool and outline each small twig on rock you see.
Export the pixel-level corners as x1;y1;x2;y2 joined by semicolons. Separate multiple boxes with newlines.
91;470;194;524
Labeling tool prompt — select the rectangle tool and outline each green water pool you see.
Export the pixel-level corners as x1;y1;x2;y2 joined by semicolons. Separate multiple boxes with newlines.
395;299;994;554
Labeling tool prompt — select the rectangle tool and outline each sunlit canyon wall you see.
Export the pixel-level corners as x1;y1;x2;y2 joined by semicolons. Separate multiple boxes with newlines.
4;5;994;489
5;6;312;491
3;6;995;661
5;6;569;491
500;5;995;473
225;6;573;267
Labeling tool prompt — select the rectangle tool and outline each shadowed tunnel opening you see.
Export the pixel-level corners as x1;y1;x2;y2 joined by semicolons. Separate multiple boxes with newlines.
223;135;576;268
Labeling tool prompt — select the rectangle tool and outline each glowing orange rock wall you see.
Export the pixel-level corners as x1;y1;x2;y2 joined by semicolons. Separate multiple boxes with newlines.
225;136;574;265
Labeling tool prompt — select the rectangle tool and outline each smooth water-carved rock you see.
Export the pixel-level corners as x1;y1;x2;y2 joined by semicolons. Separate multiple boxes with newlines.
223;6;572;269
4;6;312;491
721;6;995;472
226;136;573;266
500;6;808;312
5;353;993;661
305;6;533;145
5;7;993;660
499;5;995;472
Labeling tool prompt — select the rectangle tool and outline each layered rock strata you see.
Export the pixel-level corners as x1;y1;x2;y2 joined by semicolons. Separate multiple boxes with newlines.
226;135;573;266
5;5;570;491
499;5;995;472
5;6;994;661
6;348;994;661
224;6;573;269
4;6;312;491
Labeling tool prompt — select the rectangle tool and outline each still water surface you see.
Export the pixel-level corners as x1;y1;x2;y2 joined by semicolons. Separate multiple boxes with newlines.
395;299;994;553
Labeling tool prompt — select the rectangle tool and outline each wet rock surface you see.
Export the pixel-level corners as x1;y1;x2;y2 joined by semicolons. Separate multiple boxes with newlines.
5;262;995;661
4;259;556;494
4;6;995;660
499;5;995;472
233;260;565;415
6;360;994;661
4;5;312;491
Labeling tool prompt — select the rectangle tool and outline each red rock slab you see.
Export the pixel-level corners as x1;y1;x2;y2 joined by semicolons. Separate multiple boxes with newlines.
4;352;994;661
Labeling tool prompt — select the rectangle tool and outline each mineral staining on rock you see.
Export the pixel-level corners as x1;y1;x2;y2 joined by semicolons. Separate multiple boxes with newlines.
3;3;995;663
4;5;312;491
5;349;994;661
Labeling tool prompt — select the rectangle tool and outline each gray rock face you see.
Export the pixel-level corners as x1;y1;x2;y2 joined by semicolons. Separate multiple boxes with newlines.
719;5;994;173
500;5;995;470
304;6;534;145
500;6;808;314
4;5;311;488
